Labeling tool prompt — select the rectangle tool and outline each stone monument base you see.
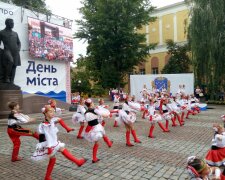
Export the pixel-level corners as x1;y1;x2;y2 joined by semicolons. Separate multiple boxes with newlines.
0;90;23;119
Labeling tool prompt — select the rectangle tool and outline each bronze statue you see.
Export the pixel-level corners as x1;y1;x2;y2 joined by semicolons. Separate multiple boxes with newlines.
0;18;21;84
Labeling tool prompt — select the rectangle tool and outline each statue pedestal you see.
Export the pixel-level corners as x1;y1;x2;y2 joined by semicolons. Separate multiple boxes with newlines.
0;90;23;119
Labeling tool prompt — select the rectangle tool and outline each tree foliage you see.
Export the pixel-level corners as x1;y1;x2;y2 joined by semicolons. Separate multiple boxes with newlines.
75;0;156;88
161;40;191;74
0;0;51;14
186;0;225;96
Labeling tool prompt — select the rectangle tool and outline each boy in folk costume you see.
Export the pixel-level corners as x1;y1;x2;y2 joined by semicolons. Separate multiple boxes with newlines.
72;97;87;139
143;97;168;138
48;99;74;133
32;105;86;180
187;156;223;180
117;95;142;146
7;102;39;162
84;99;113;163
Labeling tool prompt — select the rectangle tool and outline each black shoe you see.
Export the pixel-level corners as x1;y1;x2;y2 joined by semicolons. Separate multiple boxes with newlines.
92;159;100;163
126;143;134;147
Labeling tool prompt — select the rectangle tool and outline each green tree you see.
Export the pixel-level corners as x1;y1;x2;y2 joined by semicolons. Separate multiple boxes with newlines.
0;0;50;14
186;0;225;97
71;58;92;95
162;40;191;74
75;0;156;89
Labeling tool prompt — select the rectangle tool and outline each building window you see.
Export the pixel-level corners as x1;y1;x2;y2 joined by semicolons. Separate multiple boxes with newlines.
139;69;145;75
152;68;158;74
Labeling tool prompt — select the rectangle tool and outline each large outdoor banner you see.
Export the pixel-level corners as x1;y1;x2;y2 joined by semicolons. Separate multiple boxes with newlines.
130;73;194;100
0;2;72;103
28;17;73;61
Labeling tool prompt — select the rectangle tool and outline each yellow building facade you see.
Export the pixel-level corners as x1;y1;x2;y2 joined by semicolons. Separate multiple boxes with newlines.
136;1;189;75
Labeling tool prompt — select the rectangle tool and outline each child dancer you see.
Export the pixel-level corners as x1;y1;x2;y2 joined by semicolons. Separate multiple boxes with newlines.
7;102;39;162
32;105;86;180
159;97;173;132
97;98;109;127
48;99;64;116
187;156;223;179
167;97;184;127
48;99;74;133
144;97;168;138
72;97;86;139
205;124;225;166
111;94;120;127
117;96;141;146
84;99;113;163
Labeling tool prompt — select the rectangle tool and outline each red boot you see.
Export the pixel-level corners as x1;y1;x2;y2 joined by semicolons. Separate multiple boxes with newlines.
186;111;192;119
58;119;74;133
181;112;185;122
45;157;56;180
157;122;169;132
33;132;39;140
171;115;177;126
165;120;170;131
61;149;86;166
126;131;134;146
101;120;106;127
77;125;84;139
148;125;155;138
113;121;119;127
131;130;141;143
103;135;113;147
176;114;184;126
92;143;100;163
142;109;148;119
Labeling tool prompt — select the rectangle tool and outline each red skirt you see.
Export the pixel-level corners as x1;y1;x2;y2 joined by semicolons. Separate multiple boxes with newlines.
205;147;225;166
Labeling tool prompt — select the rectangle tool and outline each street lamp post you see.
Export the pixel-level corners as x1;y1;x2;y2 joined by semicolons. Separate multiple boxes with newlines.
77;80;81;95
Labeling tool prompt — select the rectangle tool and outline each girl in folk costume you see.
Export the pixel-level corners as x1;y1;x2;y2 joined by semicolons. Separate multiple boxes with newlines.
159;96;173;132
190;94;201;114
48;99;64;117
205;124;225;166
97;98;110;127
48;99;74;133
167;97;184;127
116;95;142;146
84;99;113;163
185;95;197;118
143;97;169;138
111;94;121;127
71;98;87;139
187;156;223;180
175;95;189;123
32;105;86;180
7;102;39;162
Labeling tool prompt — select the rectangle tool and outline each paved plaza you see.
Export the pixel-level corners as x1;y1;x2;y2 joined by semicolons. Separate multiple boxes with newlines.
0;102;224;180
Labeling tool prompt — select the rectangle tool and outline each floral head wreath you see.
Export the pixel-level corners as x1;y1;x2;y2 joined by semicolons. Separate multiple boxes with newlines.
48;99;56;104
85;98;92;104
41;105;53;114
186;156;207;178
